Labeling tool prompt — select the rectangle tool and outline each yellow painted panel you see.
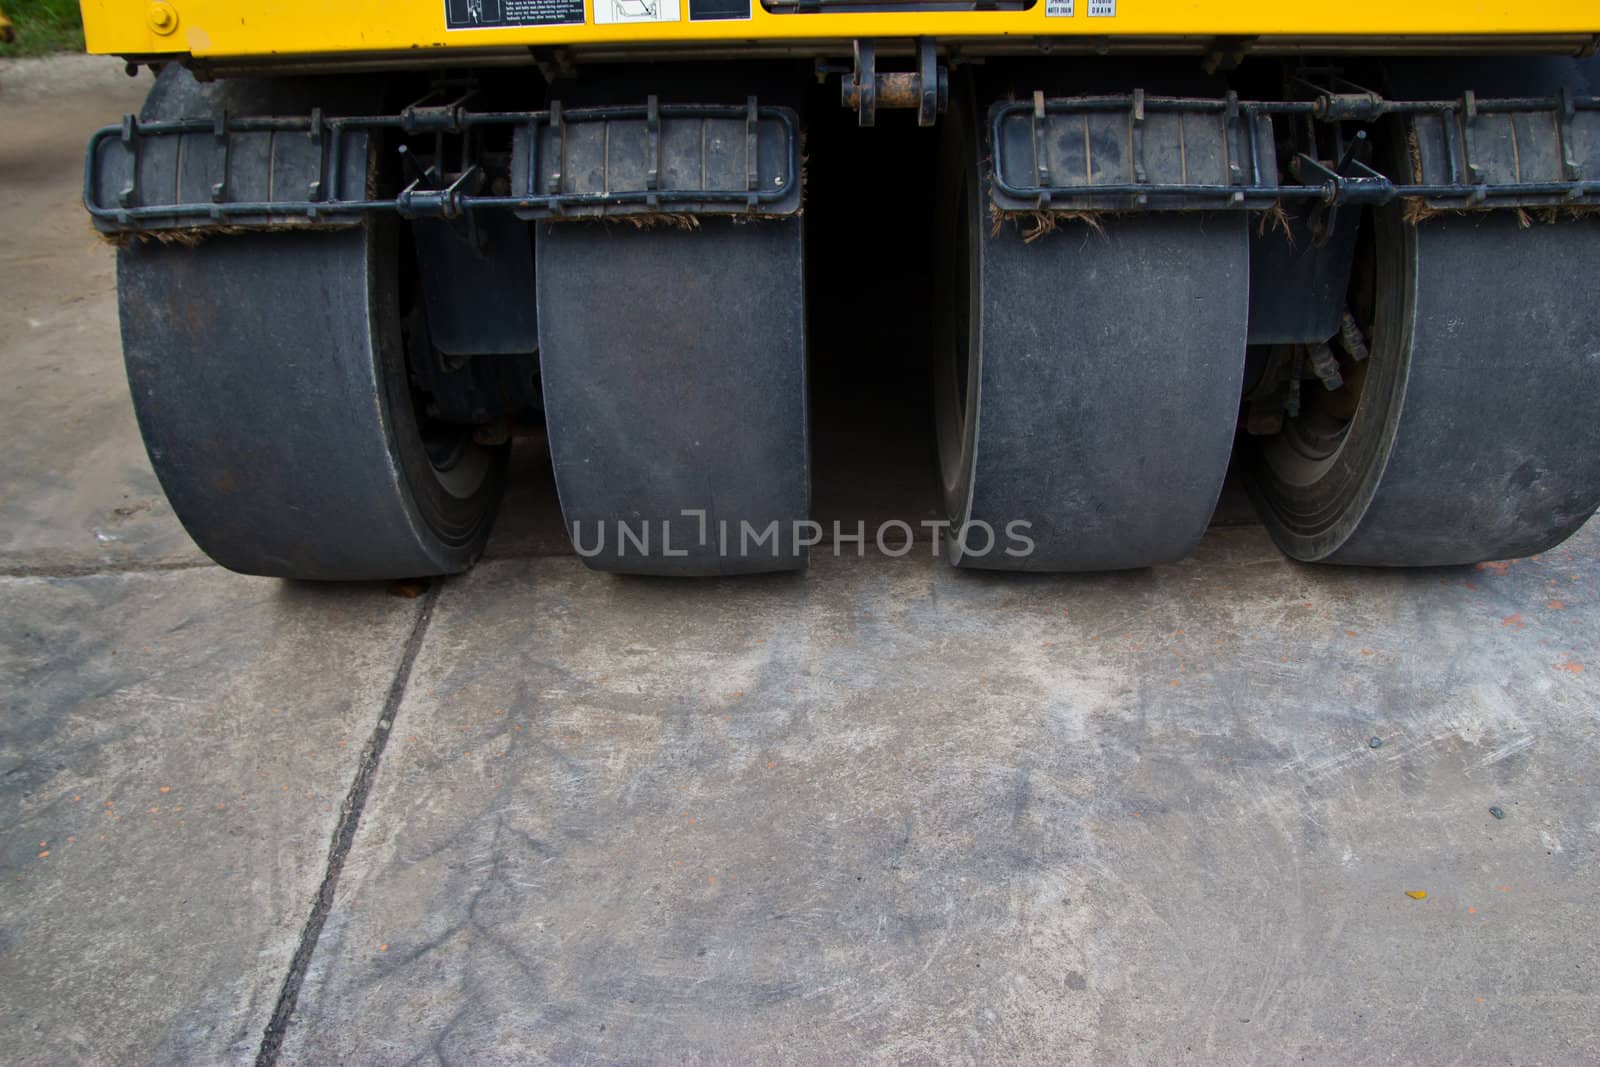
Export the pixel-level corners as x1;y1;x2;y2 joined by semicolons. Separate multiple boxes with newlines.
80;0;1600;60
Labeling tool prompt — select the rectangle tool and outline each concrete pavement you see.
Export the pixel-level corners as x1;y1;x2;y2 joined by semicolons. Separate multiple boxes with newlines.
1;571;426;1061
2;54;1597;1065
280;539;1600;1063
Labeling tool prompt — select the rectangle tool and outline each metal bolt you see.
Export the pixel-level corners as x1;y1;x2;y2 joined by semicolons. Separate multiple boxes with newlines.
1306;341;1345;392
1489;806;1505;820
1368;736;1383;749
148;2;179;34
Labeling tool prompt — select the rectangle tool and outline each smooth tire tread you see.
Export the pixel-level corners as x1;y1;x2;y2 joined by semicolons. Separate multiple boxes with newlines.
1248;211;1600;566
536;218;810;576
119;68;505;581
935;76;1249;572
1247;57;1600;567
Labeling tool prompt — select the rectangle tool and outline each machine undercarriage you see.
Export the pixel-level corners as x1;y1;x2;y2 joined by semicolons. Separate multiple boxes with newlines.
83;43;1600;578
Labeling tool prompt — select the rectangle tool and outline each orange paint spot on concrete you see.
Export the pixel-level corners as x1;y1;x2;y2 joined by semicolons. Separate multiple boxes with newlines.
1501;613;1526;630
1547;600;1565;610
1467;906;1477;914
378;943;388;952
37;851;49;859
158;786;171;794
1345;630;1357;638
1477;560;1512;576
1169;679;1180;687
1360;649;1374;656
707;875;717;885
1557;659;1585;675
767;761;776;769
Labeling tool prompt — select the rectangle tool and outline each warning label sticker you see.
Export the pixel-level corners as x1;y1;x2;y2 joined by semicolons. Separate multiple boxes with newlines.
593;0;680;22
446;0;584;29
1045;0;1073;15
1086;0;1114;14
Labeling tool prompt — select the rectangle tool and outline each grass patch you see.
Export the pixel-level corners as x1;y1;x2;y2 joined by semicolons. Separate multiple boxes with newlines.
1;0;87;57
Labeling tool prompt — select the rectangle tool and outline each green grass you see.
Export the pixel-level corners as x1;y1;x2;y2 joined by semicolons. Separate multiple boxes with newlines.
1;0;86;56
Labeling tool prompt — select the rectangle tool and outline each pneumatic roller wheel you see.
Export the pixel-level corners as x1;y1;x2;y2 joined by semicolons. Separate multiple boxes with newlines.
1246;210;1600;566
121;226;507;580
1246;56;1600;566
536;218;809;576
118;69;506;581
934;80;1248;572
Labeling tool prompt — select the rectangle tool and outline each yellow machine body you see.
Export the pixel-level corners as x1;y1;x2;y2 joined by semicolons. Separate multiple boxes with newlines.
78;0;1600;65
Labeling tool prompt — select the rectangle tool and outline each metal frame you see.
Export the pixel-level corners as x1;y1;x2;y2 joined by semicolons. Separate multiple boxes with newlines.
84;97;802;231
990;87;1600;212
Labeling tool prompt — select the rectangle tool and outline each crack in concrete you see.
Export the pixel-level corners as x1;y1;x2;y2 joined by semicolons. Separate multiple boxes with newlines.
0;559;218;580
253;581;442;1066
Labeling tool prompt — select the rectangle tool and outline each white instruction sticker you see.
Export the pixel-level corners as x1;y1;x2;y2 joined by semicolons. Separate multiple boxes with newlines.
1087;0;1113;14
593;0;680;21
1045;0;1073;15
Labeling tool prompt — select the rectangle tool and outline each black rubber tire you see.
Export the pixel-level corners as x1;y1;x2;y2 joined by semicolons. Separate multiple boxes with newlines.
536;218;809;576
1247;57;1600;566
1247;210;1600;566
934;77;1249;571
118;69;505;580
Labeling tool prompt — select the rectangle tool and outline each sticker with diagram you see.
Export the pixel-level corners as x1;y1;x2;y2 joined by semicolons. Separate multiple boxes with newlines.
593;0;681;21
446;0;584;28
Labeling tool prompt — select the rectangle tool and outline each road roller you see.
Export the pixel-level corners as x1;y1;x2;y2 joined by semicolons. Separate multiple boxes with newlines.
78;0;1600;578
